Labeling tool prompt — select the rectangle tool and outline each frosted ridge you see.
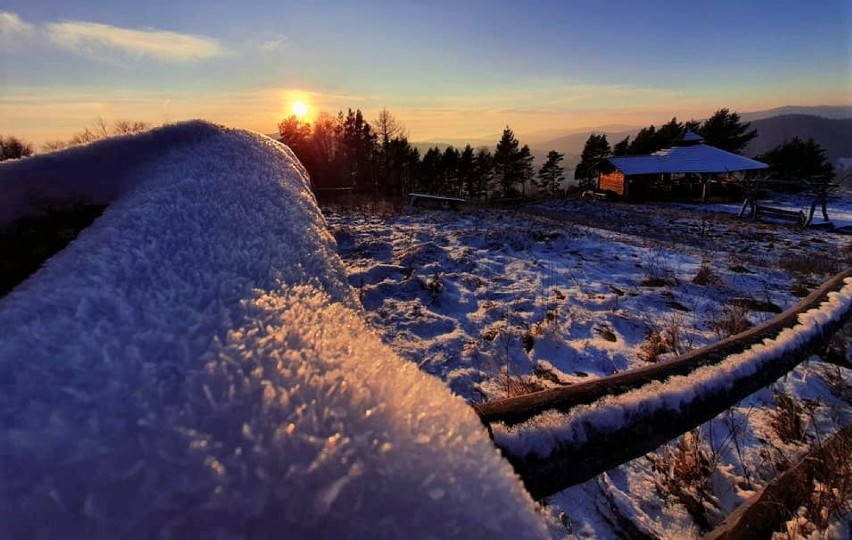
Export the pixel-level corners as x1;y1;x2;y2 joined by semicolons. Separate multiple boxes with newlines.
0;123;547;539
493;279;852;458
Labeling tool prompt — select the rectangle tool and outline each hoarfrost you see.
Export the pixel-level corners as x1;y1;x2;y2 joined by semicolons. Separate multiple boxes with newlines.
0;122;547;539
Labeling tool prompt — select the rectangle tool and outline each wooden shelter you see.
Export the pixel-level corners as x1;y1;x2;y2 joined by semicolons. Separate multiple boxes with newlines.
599;131;768;202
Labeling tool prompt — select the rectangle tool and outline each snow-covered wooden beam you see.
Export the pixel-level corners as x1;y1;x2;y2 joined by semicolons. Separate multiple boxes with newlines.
491;272;852;500
477;269;852;427
0;122;548;538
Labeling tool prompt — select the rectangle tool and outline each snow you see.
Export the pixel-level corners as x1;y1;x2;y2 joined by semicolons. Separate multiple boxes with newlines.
328;196;852;538
4;120;851;537
490;279;852;458
0;122;548;539
609;142;767;175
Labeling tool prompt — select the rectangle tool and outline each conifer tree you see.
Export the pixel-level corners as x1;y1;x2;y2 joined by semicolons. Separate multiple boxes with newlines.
574;134;612;190
756;137;834;182
419;147;443;194
613;136;630;156
458;145;477;199
535;150;565;197
440;146;461;196
696;109;757;153
494;126;524;197
340;109;378;192
473;148;494;199
517;145;535;196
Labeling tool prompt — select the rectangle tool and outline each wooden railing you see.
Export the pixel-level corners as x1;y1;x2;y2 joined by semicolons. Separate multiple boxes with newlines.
479;270;852;500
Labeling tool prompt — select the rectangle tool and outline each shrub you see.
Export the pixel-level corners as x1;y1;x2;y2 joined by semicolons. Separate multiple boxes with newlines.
710;305;752;338
692;262;722;286
0;135;33;161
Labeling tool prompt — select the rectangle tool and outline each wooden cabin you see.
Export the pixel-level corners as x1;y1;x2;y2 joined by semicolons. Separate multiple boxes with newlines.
599;131;768;202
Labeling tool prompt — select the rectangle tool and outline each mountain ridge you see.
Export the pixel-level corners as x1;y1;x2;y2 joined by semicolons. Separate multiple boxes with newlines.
412;105;852;168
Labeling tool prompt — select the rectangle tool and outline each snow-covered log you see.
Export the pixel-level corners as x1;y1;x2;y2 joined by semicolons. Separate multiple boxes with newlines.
477;269;852;427
0;122;548;539
493;272;852;499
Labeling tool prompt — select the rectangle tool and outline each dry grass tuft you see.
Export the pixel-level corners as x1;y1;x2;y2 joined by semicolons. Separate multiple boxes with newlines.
692;262;723;286
710;305;752;338
497;369;546;397
770;391;805;444
777;253;841;277
639;330;675;363
649;430;714;531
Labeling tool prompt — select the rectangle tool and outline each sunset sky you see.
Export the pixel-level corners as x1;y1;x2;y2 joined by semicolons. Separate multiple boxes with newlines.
1;0;849;146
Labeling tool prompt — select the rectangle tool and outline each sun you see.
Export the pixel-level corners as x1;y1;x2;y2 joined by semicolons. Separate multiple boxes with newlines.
291;100;309;119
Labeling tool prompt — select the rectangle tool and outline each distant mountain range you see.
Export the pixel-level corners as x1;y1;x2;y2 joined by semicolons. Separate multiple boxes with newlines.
412;105;852;171
745;115;852;163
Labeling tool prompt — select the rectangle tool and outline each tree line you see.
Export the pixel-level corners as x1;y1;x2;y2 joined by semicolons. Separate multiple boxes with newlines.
573;108;836;189
278;108;566;199
2;109;838;191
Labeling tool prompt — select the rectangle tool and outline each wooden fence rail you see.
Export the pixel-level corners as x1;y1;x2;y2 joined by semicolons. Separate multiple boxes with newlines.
476;270;852;427
487;270;852;500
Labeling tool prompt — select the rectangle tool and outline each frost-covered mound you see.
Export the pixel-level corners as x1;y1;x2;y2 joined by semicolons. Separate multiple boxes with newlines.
0;122;547;539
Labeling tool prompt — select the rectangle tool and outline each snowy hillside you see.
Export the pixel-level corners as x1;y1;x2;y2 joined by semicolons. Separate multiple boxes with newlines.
0;123;547;539
327;199;852;538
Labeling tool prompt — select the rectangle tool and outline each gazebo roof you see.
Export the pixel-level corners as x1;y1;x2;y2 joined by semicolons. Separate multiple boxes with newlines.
608;133;767;175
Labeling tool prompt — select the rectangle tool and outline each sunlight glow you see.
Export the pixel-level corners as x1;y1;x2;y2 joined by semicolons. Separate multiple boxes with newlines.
291;100;308;119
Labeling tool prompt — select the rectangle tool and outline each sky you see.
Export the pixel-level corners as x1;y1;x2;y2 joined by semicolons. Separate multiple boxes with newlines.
1;0;850;146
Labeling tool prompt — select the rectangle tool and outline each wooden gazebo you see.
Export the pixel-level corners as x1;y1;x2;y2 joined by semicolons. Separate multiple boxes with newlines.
599;131;768;202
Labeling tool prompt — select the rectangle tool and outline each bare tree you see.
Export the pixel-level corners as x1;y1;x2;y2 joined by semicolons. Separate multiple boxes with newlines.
374;107;407;146
65;118;152;148
112;120;150;135
42;140;69;152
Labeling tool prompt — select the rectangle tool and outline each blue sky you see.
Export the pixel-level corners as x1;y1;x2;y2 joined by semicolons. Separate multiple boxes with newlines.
1;1;849;144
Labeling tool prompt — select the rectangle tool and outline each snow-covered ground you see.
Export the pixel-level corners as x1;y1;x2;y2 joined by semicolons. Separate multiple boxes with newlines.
326;196;852;538
3;122;850;537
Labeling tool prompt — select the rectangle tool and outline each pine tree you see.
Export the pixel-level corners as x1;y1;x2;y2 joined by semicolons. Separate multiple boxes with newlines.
697;109;757;153
440;146;461;196
305;111;346;188
574;134;612;190
534;150;565;197
656;117;684;148
458;145;477;199
493;126;524;197
756;137;834;182
277;115;311;156
627;125;658;155
613;136;630;156
517;145;535;196
340;109;378;192
419;147;443;194
473;148;494;199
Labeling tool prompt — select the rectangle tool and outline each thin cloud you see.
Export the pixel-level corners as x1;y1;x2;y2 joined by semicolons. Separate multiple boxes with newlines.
0;11;34;36
259;35;288;53
46;20;228;63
